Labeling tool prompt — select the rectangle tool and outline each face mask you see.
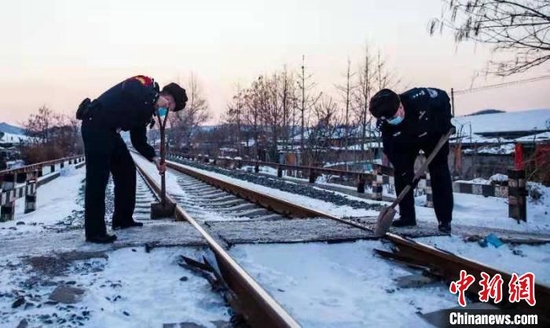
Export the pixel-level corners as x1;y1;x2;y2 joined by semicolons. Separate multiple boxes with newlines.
158;107;168;117
387;115;403;125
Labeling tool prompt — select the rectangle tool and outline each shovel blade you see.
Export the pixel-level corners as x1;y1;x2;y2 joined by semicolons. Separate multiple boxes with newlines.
374;206;397;237
151;202;176;219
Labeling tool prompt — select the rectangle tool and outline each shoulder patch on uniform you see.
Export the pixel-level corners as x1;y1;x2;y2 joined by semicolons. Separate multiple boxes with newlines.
411;90;426;99
427;88;438;98
131;75;154;87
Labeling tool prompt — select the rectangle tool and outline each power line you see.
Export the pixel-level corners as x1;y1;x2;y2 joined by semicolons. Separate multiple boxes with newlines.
454;75;550;95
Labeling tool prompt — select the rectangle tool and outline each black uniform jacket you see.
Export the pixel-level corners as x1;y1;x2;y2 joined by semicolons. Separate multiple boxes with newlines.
86;75;159;161
378;87;454;151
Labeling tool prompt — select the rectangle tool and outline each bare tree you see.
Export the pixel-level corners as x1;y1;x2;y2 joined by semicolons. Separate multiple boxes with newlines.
297;55;322;164
224;84;246;155
352;46;402;166
335;58;356;169
21;105;82;163
242;79;263;160
429;0;550;76
256;73;282;161
24;106;57;144
308;95;342;164
279;67;298;153
168;72;211;152
353;44;375;163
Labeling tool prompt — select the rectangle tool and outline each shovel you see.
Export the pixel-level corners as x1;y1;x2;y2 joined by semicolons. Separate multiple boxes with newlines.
374;128;455;237
151;108;176;219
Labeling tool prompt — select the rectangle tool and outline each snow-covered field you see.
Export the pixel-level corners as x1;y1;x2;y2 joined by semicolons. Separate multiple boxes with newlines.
1;165;84;237
1;157;549;327
230;240;457;328
0;163;231;328
0;247;230;328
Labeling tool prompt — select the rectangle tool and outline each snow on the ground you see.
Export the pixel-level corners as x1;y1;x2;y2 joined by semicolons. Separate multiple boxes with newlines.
132;154;187;197
230;240;455;328
0;247;230;328
454;177;491;184
1;165;86;237
1;155;548;328
416;235;550;286
1;158;232;327
414;190;550;233
241;165;278;176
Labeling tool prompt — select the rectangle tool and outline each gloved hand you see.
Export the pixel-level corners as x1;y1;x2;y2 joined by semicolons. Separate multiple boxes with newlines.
448;123;457;135
153;157;166;174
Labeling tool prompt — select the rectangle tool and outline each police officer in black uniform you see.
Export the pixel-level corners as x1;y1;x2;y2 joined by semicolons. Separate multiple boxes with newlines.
77;75;187;243
369;88;454;233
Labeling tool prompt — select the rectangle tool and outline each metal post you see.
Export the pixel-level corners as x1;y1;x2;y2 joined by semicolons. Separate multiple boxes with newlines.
425;173;433;208
24;176;37;214
372;168;383;201
451;88;455;117
0;173;16;221
357;174;366;194
508;169;527;222
309;169;316;183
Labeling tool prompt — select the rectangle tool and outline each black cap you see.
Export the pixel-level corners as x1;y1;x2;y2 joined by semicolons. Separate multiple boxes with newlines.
162;83;188;112
369;89;400;119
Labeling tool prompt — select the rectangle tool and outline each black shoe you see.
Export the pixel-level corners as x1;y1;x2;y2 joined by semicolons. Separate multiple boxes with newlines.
438;222;452;234
391;219;417;227
112;220;144;230
86;234;117;244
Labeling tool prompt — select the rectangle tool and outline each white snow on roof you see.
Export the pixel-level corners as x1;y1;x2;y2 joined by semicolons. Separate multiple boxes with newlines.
453;109;550;134
0;132;29;144
451;130;550;147
514;131;550;142
463;143;516;155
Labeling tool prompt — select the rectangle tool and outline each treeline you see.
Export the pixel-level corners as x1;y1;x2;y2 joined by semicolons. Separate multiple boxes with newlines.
19;106;83;164
219;45;400;165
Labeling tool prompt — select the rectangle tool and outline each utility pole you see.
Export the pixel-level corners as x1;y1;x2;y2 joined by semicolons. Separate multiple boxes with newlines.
345;59;351;171
451;88;455;117
301;55;305;160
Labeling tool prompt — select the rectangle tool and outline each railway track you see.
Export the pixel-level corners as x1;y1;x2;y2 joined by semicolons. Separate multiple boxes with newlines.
132;155;550;327
135;156;300;328
1;157;548;327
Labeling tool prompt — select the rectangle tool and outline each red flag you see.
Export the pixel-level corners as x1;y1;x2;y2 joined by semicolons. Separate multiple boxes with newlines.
515;143;524;170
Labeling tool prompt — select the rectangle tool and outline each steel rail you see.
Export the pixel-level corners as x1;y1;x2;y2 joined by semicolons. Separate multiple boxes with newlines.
385;232;550;321
134;160;301;328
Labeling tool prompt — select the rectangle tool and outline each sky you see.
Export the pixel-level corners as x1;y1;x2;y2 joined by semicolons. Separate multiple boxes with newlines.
0;0;548;126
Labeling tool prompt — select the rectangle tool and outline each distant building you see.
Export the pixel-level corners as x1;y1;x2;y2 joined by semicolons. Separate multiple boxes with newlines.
450;109;550;180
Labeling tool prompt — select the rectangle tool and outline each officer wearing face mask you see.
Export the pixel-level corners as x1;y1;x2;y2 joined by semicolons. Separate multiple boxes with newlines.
369;88;455;233
77;75;188;243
